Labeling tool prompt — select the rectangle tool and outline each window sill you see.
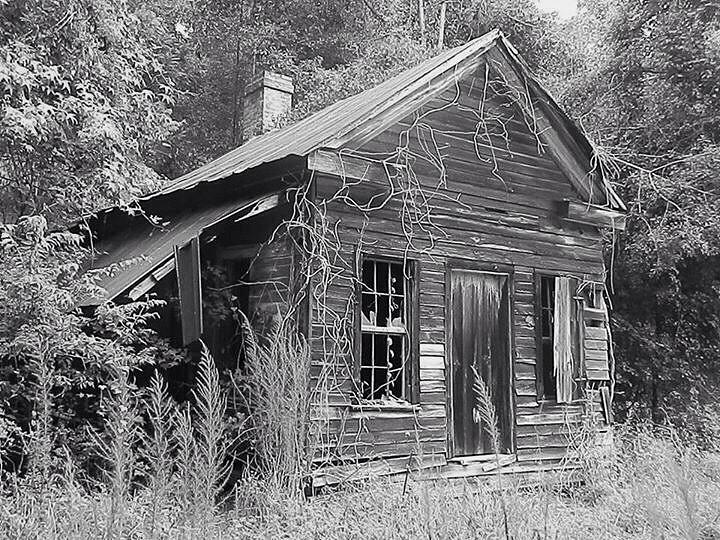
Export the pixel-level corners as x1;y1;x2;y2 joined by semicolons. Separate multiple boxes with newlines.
348;401;420;413
536;398;581;406
360;324;407;334
448;454;517;471
448;453;515;464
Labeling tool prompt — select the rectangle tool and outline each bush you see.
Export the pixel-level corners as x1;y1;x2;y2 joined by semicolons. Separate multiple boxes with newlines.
0;215;175;475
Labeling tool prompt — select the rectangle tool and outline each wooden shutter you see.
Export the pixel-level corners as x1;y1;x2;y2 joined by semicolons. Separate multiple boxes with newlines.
553;277;573;403
582;289;611;381
175;236;203;345
570;278;583;401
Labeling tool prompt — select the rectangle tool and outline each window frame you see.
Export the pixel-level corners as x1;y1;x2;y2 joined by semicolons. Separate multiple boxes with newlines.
535;272;560;402
354;252;419;404
535;272;587;403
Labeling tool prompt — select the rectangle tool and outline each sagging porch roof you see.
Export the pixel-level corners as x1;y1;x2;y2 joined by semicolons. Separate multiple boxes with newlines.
83;192;282;305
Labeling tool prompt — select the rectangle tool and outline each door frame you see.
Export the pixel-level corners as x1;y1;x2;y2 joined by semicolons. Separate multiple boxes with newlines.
445;259;517;458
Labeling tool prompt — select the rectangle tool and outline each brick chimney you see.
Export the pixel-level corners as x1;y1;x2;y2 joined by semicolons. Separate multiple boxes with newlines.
241;72;294;143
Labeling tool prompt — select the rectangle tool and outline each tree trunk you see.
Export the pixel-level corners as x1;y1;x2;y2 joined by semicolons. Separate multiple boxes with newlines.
230;37;242;147
437;1;447;49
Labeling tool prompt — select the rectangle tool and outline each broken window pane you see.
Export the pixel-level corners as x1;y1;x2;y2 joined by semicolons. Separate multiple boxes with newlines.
375;262;389;294
361;259;374;292
387;334;404;397
390;296;404;328
390;263;403;295
359;258;411;400
361;292;376;326
376;294;390;327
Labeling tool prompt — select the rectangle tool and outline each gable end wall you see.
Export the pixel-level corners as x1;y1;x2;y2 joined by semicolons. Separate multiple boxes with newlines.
307;66;610;478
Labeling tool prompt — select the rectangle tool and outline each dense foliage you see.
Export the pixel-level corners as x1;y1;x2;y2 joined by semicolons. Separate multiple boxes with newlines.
0;0;177;225
554;0;720;441
0;216;182;474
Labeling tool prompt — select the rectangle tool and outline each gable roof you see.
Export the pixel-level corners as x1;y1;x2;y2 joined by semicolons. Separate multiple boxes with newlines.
87;29;626;305
149;30;498;198
138;29;622;210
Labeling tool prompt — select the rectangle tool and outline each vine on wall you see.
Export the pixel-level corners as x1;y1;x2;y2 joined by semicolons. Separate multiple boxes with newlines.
245;61;610;471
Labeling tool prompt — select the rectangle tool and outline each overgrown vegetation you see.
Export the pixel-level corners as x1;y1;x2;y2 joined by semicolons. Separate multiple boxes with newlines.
551;1;720;442
233;427;720;539
3;0;718;440
2;419;720;538
2;0;720;537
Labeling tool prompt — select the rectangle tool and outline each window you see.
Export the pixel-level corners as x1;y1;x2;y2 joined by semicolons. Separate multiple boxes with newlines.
537;275;580;403
537;275;556;400
359;257;415;401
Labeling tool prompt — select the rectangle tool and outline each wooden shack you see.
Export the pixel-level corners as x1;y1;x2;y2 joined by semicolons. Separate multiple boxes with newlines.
85;29;626;485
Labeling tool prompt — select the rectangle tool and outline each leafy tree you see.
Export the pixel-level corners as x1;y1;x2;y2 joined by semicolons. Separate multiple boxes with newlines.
555;0;720;441
141;0;424;176
438;0;570;72
0;0;177;225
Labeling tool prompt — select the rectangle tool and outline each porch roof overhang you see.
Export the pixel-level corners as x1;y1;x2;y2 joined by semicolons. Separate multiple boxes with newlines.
82;191;284;306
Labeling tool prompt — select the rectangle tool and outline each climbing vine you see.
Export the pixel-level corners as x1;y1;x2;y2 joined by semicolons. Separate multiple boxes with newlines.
239;60;615;469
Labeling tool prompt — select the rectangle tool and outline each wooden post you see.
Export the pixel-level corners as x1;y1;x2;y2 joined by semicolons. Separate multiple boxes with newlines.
418;0;426;47
437;1;447;49
175;236;203;345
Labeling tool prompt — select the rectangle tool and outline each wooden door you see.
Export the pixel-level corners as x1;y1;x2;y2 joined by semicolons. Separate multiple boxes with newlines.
449;269;513;456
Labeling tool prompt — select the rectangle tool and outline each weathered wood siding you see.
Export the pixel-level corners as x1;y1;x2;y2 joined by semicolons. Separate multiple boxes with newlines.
309;64;610;476
247;232;294;328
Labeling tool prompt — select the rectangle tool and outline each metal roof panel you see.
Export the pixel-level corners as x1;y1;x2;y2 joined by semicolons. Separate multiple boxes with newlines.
146;31;501;198
84;194;279;304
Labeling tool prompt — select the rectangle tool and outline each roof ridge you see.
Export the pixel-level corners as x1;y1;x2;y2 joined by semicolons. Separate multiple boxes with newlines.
145;30;503;200
325;30;502;148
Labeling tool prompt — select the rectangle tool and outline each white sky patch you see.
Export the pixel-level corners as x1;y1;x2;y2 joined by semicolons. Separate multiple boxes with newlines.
536;0;577;19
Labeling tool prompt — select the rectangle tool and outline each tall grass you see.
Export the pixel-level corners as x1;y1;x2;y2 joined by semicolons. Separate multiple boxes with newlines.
3;428;720;540
141;372;174;538
173;403;196;535
227;428;720;539
470;364;510;540
2;325;720;539
96;363;141;539
239;314;313;493
191;345;231;532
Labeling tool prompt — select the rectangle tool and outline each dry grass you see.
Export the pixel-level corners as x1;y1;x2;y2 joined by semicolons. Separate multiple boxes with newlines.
2;426;720;539
2;326;720;539
239;315;313;493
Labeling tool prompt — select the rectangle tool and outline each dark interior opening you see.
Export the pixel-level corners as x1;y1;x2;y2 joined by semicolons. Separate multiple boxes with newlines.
538;275;556;400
